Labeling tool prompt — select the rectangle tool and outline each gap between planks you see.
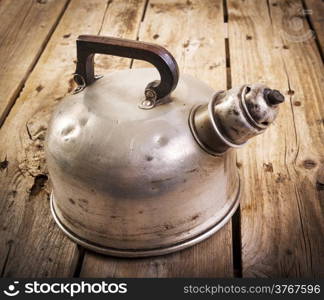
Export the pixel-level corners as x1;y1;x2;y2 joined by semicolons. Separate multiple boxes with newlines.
0;0;122;278
229;0;323;277
76;0;240;278
302;0;324;62
78;0;234;278
0;0;72;128
223;0;243;278
72;0;151;277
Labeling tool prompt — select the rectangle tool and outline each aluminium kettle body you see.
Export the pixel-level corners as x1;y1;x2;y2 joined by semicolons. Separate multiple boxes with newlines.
46;35;284;257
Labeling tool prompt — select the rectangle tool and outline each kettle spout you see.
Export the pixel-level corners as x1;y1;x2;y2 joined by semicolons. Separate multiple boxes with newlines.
189;83;285;155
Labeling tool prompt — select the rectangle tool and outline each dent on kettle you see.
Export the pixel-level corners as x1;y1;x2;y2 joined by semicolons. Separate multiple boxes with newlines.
45;35;285;257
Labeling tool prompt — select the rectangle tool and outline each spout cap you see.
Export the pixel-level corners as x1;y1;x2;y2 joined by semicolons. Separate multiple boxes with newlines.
264;88;285;106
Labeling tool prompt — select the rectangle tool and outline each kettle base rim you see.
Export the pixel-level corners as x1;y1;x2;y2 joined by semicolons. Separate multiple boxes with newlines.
50;181;241;258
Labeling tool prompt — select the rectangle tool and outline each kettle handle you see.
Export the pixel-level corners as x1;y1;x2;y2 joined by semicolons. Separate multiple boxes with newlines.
74;35;179;106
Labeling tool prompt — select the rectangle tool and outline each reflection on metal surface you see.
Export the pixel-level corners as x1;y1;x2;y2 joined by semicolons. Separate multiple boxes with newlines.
50;183;240;257
46;67;284;257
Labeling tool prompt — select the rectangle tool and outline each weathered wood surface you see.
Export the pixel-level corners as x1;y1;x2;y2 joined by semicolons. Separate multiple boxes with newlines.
0;0;323;278
0;0;118;277
0;0;70;126
80;0;234;278
228;0;324;277
305;0;324;54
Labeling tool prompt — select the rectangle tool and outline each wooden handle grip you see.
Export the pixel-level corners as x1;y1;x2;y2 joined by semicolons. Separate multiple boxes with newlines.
74;35;179;100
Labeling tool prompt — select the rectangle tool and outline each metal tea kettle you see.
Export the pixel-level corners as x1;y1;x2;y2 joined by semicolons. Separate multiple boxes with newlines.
46;35;284;257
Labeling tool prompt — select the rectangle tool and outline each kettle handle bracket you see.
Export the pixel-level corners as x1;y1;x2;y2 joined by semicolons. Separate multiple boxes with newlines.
74;35;179;107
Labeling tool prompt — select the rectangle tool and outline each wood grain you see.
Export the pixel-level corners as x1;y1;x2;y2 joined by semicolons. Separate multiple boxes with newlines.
80;0;233;278
93;0;148;72
1;0;322;278
0;0;118;277
227;0;324;277
305;0;324;54
0;0;70;126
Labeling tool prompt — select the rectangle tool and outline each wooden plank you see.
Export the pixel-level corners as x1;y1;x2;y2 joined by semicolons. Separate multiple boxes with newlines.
81;231;232;277
93;0;148;71
0;0;122;277
80;0;233;278
305;0;324;54
0;0;70;126
227;0;324;277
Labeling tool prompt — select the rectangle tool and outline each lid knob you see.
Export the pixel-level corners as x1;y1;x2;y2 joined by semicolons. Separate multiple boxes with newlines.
264;88;285;106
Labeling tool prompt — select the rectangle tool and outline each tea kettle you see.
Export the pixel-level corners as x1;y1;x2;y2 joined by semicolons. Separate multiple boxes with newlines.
46;35;284;257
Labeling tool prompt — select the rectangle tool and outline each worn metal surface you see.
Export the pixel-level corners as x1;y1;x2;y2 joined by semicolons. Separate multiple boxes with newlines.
46;68;241;255
190;83;283;154
46;64;282;256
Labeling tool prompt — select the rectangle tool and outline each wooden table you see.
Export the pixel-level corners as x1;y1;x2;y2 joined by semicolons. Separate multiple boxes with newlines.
0;0;323;278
